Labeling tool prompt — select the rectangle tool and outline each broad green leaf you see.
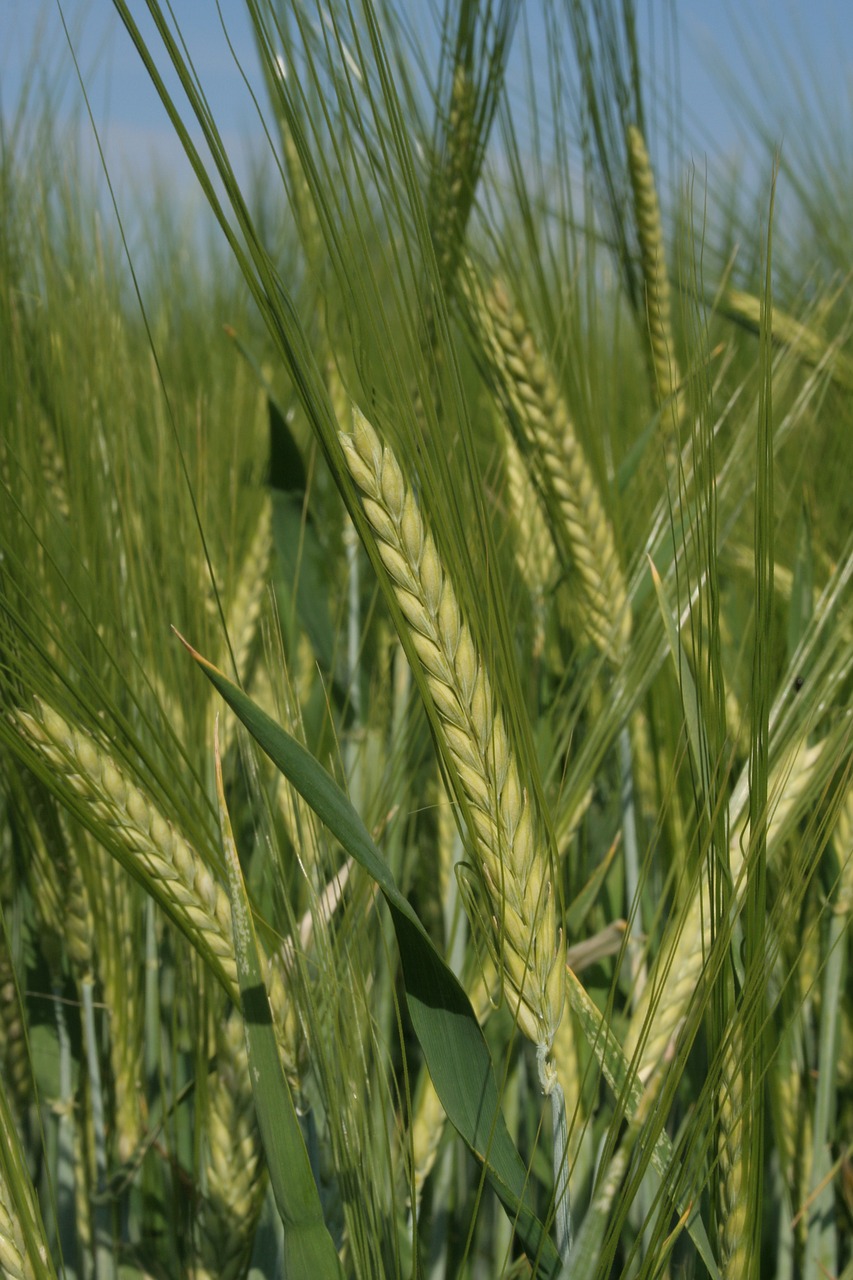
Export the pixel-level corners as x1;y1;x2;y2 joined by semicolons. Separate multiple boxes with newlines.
268;397;308;495
185;638;562;1277
214;723;345;1279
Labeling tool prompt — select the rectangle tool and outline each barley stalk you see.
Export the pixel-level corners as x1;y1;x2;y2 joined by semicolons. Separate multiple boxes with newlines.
72;1096;94;1268
472;276;631;665
626;124;684;430
571;1055;669;1262
340;409;564;1058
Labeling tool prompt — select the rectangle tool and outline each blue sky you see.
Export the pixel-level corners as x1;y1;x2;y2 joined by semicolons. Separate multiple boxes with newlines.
2;1;851;214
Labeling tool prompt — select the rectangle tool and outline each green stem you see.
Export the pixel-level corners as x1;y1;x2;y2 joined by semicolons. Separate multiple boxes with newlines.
53;984;77;1275
803;907;844;1280
81;979;115;1280
551;1079;571;1261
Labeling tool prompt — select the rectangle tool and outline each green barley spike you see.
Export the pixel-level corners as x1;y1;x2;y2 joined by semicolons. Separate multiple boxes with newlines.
627;124;684;436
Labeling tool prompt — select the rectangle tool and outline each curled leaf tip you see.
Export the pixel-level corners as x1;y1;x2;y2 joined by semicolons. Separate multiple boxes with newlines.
171;625;193;651
172;628;225;679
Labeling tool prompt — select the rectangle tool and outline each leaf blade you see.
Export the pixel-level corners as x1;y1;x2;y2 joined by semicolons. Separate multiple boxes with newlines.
189;637;561;1276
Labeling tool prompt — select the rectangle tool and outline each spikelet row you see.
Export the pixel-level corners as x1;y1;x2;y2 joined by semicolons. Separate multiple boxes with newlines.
723;288;853;389
223;494;272;687
94;848;145;1165
0;1189;37;1280
471;276;631;665
626;124;684;428
13;701;301;1085
833;778;853;915
501;425;557;656
340;409;564;1055
431;64;475;284
625;736;828;1074
0;1081;52;1280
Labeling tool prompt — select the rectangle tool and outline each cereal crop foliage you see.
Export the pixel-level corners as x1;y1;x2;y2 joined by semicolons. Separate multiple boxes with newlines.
0;2;851;1277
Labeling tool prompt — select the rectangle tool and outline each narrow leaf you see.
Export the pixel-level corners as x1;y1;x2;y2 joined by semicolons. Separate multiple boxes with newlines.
186;637;561;1276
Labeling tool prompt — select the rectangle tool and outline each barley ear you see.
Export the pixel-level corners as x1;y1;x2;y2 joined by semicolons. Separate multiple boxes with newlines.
431;63;476;286
13;701;302;1088
0;943;29;1116
223;494;272;687
723;288;853;389
216;494;272;757
340;409;564;1063
0;1186;39;1280
501;425;557;659
626;736;830;1076
716;1021;748;1277
626;124;684;435
470;275;631;665
834;781;853;915
14;701;242;1003
0;1074;56;1280
90;848;145;1164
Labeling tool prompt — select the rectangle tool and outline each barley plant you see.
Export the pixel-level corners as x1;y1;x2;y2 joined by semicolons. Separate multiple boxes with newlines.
1;1;852;1277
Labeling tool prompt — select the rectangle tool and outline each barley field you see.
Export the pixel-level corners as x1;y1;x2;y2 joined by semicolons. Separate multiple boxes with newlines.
1;3;851;1278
